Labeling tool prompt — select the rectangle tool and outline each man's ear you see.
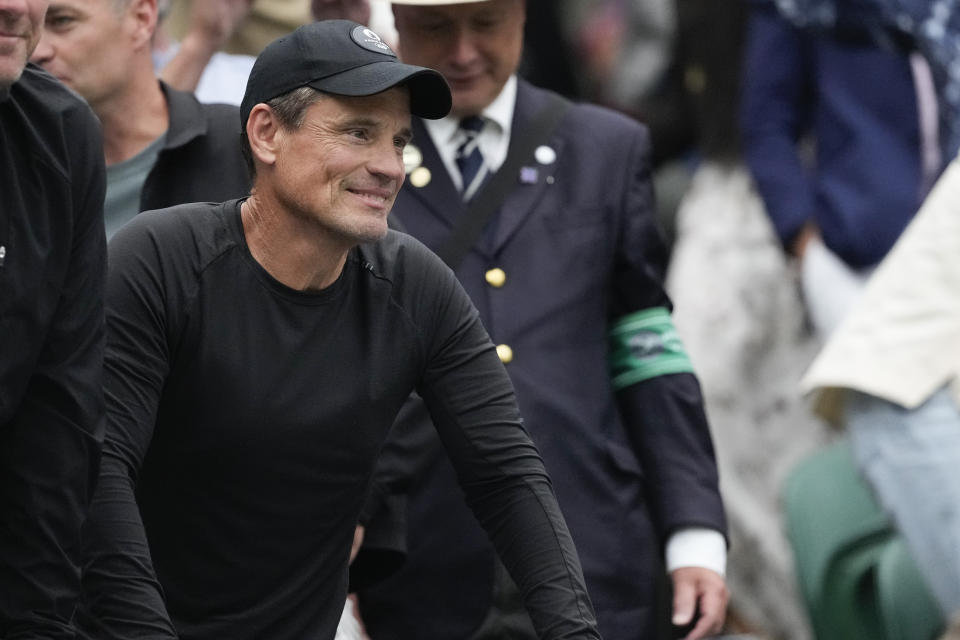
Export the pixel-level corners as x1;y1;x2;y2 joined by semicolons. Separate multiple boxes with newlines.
129;0;159;51
246;104;283;169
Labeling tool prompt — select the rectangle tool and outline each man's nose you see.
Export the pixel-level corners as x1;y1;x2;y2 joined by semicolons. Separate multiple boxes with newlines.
368;142;406;185
448;28;480;68
0;0;29;22
29;33;52;65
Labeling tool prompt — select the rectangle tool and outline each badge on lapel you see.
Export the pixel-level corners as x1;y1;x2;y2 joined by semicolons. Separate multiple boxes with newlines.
519;145;557;186
535;145;556;165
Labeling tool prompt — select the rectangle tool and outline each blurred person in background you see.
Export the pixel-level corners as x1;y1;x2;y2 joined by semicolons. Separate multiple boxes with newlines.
801;151;960;635
153;0;394;105
153;0;256;104
165;0;310;55
743;1;960;637
770;0;960;162
537;0;743;255
161;0;394;60
740;0;936;337
783;1;960;635
31;0;249;238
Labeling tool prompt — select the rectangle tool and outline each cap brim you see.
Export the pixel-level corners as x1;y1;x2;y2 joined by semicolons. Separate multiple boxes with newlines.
308;61;452;120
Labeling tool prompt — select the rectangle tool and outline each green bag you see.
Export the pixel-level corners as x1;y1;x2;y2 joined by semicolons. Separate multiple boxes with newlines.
781;440;944;640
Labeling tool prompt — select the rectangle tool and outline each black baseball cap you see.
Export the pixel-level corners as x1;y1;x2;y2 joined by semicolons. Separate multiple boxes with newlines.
240;20;451;126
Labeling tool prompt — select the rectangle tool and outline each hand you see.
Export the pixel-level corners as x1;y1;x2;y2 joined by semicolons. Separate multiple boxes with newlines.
183;0;254;54
161;0;253;92
349;525;365;565
791;222;820;260
311;0;371;25
671;566;728;639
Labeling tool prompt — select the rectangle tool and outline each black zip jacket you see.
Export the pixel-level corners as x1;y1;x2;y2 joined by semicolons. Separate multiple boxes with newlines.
0;64;107;638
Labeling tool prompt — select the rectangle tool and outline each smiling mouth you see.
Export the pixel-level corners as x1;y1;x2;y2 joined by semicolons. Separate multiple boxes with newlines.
348;189;392;209
446;74;482;86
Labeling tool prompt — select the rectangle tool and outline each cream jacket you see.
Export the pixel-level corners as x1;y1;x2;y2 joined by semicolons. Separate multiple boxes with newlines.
801;157;960;424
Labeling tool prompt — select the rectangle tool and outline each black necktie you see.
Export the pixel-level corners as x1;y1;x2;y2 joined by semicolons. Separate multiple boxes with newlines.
455;116;486;200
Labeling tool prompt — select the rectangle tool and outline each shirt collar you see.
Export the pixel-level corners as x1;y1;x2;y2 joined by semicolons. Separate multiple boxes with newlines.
425;74;517;146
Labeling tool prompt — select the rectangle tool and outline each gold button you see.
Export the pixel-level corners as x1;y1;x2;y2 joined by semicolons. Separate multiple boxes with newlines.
485;268;506;288
409;166;431;188
496;344;513;364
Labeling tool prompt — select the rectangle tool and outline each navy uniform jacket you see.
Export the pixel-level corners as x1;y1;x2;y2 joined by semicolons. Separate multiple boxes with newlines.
359;80;727;639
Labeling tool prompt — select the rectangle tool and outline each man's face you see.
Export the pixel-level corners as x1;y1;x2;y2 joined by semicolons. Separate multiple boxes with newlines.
0;0;48;90
269;87;412;246
30;0;134;108
392;0;524;118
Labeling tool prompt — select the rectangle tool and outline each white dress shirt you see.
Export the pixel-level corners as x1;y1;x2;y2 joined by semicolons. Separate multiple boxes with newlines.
423;75;517;192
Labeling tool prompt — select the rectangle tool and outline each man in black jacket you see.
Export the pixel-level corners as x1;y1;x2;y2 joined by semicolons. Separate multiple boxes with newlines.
31;0;250;238
77;20;603;640
0;1;107;637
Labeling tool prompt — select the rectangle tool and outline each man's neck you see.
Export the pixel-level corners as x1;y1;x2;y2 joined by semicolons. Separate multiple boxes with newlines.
240;192;351;293
97;71;169;166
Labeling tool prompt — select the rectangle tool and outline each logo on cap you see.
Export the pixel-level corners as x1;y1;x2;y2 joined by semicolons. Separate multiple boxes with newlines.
351;25;396;57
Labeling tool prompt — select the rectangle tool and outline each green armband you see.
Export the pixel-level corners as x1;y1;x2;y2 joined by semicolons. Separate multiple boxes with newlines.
609;307;694;390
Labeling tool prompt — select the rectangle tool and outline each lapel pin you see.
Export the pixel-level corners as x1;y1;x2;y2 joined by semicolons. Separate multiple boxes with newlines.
403;144;423;174
409;166;431;188
519;166;539;184
535;145;556;165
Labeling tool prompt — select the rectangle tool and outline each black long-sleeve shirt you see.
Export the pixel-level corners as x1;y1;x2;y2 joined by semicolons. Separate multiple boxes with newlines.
80;200;601;640
0;64;107;638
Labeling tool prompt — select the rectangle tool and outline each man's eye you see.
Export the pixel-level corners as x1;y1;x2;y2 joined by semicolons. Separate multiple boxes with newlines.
350;130;368;140
472;14;502;31
416;20;447;32
46;14;76;29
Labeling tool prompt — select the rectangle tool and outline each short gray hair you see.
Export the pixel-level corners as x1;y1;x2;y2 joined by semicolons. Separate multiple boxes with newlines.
241;86;327;176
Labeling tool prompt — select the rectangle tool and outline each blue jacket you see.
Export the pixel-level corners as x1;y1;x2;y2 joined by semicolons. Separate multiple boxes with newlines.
740;0;923;267
770;0;960;159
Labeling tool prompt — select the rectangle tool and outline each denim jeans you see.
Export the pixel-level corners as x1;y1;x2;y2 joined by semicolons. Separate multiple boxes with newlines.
846;387;960;617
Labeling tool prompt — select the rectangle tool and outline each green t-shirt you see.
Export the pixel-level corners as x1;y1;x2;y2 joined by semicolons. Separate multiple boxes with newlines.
104;133;166;239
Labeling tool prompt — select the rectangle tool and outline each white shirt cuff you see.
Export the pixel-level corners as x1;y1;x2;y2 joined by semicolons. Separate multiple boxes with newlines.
664;527;727;577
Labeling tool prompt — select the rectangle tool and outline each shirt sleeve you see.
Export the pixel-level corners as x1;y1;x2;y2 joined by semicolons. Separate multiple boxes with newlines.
608;110;728;545
78;223;179;639
414;263;602;640
0;101;107;640
665;528;727;577
739;0;818;251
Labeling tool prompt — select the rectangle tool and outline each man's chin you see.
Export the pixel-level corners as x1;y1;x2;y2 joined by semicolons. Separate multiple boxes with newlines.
357;221;390;245
330;214;390;247
0;59;26;93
